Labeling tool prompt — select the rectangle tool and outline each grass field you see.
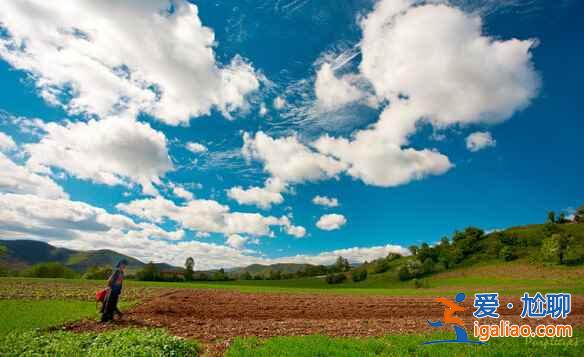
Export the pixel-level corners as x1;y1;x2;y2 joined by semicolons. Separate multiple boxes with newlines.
0;300;97;334
226;333;583;356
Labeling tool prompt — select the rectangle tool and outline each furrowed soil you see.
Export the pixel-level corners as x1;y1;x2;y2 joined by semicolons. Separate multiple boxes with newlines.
65;289;584;354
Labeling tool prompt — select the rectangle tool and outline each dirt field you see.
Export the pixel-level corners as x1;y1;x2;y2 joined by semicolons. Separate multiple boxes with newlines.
66;289;584;351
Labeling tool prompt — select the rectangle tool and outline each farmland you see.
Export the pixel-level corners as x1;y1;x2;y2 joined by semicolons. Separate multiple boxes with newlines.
1;267;583;356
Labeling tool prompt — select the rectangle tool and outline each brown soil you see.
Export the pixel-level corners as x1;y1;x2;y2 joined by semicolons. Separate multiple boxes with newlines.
64;289;584;355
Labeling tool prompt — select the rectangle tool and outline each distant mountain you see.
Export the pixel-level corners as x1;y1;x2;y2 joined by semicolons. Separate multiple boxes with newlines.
229;263;314;276
0;239;179;273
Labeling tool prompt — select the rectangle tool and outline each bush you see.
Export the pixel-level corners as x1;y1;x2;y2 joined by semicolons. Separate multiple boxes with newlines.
422;258;434;274
22;262;78;279
83;266;113;280
325;273;347;284
412;278;429;289
397;260;423;281
499;246;516;261
136;262;160;281
351;269;368;282
372;259;389;274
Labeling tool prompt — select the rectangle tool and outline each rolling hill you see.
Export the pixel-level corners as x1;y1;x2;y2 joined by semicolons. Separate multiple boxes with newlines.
0;240;178;273
229;263;313;276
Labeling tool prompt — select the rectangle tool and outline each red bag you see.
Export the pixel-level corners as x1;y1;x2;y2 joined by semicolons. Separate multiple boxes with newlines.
96;288;108;302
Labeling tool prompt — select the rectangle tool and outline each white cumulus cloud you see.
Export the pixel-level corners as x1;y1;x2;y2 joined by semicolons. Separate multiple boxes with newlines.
307;0;539;187
466;131;496;152
186;142;208;153
25;116;172;195
314;63;367;110
226;234;248;250
0;0;260;125
316;213;347;231
0;152;68;199
116;196;305;238
312;195;339;208
0;132;16;152
227;184;284;209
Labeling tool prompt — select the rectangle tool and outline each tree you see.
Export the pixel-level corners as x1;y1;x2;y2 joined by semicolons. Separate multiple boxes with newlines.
351;269;368;282
83;266;113;280
547;211;556;224
386;253;401;262
372;259;389;274
213;268;227;281
558;213;568;224
268;269;282;280
184;257;194;281
240;271;252;280
397;260;423;281
408;245;418;256
325;273;346;284
422;257;435;274
23;262;78;279
575;205;584;223
137;262;159;281
499;246;515;262
335;256;350;272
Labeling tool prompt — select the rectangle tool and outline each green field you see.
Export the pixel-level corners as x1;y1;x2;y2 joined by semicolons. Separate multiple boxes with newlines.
0;300;97;335
227;333;583;356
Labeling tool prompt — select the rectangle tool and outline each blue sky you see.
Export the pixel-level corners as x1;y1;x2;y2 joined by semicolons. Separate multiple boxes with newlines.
0;0;582;269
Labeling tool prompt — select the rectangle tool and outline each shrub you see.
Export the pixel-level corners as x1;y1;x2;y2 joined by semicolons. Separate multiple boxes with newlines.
413;278;429;289
422;258;434;274
499;246;516;261
83;266;113;280
136;262;160;281
397;260;423;281
351;269;368;282
22;262;78;279
325;273;347;284
372;259;389;274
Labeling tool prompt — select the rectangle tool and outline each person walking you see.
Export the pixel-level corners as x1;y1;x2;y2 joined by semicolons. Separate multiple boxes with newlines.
101;259;127;322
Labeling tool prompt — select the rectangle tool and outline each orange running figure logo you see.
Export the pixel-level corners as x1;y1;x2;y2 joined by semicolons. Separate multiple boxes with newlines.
424;292;485;345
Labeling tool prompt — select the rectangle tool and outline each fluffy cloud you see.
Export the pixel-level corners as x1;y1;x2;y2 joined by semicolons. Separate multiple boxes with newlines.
170;184;194;201
0;152;68;199
316;213;347;231
116;196;305;238
0;193;182;242
307;0;539;187
267;244;410;266
360;0;539;125
186;142;208;153
314;63;367;110
466;131;496;152
0;0;260;124
243;132;346;184
25;117;172;195
227;185;284;209
273;97;286;110
0;132;16;152
312;195;339;208
226;234;248;250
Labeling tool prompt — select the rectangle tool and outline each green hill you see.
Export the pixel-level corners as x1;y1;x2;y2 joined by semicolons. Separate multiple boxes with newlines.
335;221;584;287
0;240;178;274
229;263;313;276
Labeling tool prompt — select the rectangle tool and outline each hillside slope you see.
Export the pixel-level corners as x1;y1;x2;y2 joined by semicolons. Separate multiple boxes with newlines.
0;240;177;273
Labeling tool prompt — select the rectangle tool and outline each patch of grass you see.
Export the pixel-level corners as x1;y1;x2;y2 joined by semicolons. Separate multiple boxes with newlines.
226;332;582;356
0;328;200;356
0;300;98;334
